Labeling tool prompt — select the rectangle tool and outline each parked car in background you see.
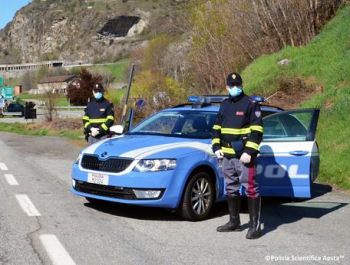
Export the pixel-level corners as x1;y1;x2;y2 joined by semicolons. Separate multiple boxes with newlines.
5;102;25;116
71;95;320;220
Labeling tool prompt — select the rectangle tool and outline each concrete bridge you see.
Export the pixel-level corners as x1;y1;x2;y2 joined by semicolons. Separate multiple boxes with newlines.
0;61;64;78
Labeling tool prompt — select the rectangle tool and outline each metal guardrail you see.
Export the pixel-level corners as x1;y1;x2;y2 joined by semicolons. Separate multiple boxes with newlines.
2;112;23;116
36;106;85;110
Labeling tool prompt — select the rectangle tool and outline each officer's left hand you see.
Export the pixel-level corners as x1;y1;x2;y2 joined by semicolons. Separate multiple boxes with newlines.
240;153;251;164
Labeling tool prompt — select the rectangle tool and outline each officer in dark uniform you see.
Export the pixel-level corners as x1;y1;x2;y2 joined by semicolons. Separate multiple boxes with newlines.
83;83;114;145
212;72;263;239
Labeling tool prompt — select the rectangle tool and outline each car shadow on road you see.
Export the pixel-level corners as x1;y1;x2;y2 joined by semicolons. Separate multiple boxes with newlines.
83;183;347;229
84;201;183;221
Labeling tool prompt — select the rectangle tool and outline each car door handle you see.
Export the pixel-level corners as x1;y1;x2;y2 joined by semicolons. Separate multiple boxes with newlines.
289;150;309;156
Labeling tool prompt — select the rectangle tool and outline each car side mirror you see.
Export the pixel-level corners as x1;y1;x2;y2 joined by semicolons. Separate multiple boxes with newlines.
110;125;124;135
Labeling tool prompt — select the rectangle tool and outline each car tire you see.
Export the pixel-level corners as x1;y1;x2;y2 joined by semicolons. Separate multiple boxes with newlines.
180;171;215;221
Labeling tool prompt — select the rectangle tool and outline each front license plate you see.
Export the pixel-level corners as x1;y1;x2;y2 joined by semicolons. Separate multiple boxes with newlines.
88;173;109;185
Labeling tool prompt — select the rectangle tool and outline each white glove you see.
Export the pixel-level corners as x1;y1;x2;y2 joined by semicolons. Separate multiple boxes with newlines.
240;152;251;164
214;149;224;159
90;127;100;137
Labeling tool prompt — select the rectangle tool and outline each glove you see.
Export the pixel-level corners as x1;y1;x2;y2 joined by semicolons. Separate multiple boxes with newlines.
90;127;100;137
240;152;251;164
214;149;224;159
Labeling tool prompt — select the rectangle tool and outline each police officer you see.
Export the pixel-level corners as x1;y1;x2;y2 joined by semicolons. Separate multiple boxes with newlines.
83;83;115;145
212;73;263;239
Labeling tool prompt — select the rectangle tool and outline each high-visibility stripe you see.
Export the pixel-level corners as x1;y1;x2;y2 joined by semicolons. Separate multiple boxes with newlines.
246;141;259;150
82;116;89;121
221;127;251;135
212;138;220;145
222;146;235;154
213;125;221;130
89;118;108;123
84;122;91;128
250;125;263;133
106;115;114;121
101;123;108;131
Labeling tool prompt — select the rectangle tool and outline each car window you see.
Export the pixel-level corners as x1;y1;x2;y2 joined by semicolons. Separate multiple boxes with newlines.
130;111;216;138
263;111;313;142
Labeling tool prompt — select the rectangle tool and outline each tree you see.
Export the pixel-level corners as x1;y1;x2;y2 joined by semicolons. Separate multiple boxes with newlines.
67;68;102;106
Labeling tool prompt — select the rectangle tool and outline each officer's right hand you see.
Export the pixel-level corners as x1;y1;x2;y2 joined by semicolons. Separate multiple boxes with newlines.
90;127;100;137
214;149;224;159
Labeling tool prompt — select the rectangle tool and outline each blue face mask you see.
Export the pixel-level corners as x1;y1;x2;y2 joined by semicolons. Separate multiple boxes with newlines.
228;86;242;97
94;92;103;100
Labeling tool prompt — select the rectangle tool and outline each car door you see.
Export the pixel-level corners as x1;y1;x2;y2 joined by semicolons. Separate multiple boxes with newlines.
256;109;320;198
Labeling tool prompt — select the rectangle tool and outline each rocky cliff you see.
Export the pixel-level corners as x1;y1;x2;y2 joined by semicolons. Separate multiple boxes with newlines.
0;0;188;64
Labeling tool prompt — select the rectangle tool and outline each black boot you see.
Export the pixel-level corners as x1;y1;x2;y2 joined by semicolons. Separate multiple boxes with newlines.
217;196;241;232
246;197;262;239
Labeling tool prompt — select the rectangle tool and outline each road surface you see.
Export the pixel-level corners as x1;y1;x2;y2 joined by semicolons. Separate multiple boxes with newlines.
0;132;349;265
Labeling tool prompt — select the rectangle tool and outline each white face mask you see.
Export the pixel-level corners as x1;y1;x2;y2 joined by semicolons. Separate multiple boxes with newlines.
227;86;242;97
93;91;103;100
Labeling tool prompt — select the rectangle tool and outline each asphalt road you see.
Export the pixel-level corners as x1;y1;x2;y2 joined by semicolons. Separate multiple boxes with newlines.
0;132;349;265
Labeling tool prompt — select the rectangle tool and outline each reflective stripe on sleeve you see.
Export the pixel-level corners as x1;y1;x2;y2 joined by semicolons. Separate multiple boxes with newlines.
246;141;259;150
101;123;108;131
222;146;235;155
213;125;221;130
83;116;89;121
84;122;91;128
212;138;220;145
250;125;263;133
106;115;114;121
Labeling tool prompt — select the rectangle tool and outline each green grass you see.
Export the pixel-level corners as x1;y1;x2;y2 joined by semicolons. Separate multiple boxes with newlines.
105;88;126;106
0;122;83;140
18;92;69;107
243;5;350;189
88;59;130;83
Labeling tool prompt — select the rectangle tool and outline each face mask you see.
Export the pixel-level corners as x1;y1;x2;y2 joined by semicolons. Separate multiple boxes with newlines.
228;86;242;97
94;92;103;100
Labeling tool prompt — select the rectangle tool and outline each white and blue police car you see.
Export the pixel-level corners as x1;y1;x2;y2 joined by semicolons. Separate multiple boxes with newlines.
71;96;320;221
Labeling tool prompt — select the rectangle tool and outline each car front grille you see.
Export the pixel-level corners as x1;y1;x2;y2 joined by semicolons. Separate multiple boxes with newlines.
81;154;133;173
75;181;137;199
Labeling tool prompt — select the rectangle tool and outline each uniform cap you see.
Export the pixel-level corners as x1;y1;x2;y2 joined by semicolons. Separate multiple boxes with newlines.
93;83;104;92
226;72;243;87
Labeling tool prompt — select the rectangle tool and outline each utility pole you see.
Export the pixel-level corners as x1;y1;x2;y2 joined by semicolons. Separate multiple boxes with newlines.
120;64;135;124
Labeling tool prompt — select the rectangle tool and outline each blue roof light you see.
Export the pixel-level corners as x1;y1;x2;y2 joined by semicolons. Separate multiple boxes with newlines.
250;95;266;103
188;96;206;104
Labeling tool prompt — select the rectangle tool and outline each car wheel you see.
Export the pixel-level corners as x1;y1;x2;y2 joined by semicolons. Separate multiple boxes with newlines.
180;171;215;221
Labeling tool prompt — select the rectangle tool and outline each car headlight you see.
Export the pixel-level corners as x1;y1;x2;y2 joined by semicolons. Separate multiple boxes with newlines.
75;153;83;164
134;159;177;172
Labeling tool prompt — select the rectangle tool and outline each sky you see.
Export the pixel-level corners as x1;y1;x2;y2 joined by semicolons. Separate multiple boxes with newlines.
0;0;32;30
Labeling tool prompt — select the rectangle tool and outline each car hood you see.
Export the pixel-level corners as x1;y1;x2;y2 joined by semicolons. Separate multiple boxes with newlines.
82;134;213;159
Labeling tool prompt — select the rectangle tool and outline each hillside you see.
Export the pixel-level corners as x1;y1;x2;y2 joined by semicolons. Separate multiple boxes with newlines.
243;5;350;189
0;0;188;64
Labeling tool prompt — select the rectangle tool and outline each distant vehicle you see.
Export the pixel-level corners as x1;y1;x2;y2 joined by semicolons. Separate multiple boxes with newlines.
6;102;25;116
71;95;320;221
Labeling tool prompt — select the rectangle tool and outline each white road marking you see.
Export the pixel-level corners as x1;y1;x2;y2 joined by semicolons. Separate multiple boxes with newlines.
40;234;76;265
0;163;8;171
4;174;19;186
15;194;41;217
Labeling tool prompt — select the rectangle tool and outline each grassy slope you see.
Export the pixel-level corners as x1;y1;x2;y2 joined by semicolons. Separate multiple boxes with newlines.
243;5;350;189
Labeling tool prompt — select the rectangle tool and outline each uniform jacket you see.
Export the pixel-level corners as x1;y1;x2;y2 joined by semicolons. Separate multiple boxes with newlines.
83;97;114;137
212;93;263;158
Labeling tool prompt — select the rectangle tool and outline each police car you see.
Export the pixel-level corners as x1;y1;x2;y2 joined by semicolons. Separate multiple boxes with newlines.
71;96;320;221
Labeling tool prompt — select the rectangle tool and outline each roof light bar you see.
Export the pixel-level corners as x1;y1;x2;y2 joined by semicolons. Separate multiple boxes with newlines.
187;95;266;104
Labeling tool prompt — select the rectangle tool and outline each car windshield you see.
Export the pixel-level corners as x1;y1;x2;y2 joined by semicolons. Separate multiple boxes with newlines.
128;110;217;139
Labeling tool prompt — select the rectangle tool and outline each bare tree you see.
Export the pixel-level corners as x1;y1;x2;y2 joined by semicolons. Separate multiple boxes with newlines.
41;87;59;122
